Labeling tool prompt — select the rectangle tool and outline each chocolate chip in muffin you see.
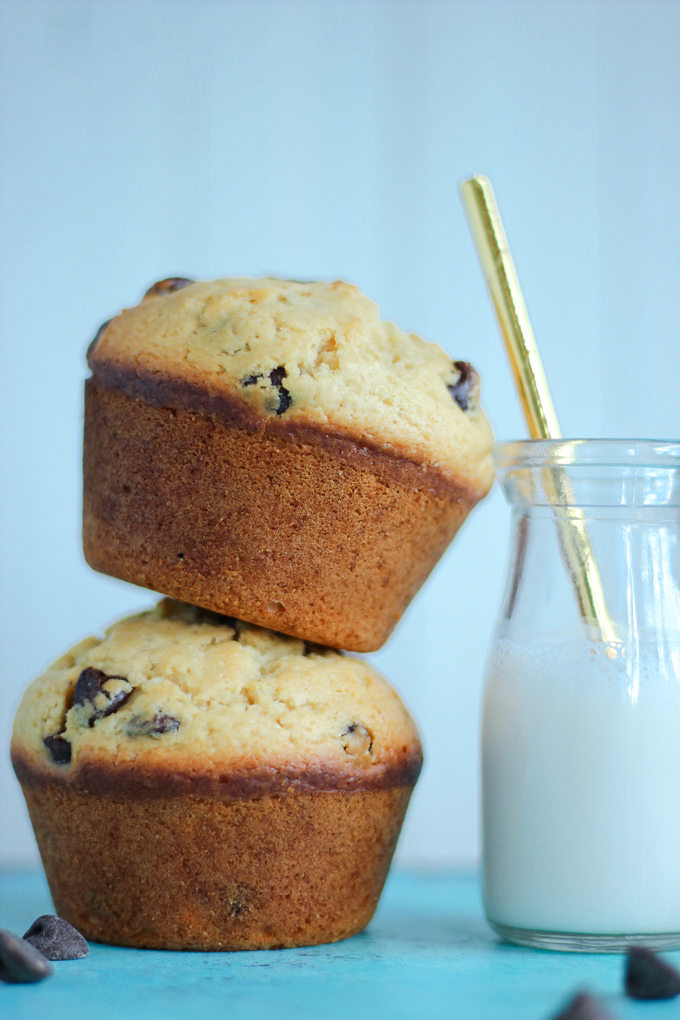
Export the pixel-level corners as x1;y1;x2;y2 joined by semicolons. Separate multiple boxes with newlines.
124;712;180;738
0;930;53;983
43;733;71;765
86;318;112;362
625;946;680;1000
240;366;292;414
341;722;373;758
72;667;133;728
144;277;194;298
447;361;479;412
268;366;292;414
225;887;251;918
23;916;88;961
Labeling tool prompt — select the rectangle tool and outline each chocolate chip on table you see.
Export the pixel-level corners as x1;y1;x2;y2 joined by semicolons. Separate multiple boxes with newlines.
124;712;180;737
625;945;680;1000
73;666;132;727
447;360;479;412
0;929;52;983
341;722;373;758
143;277;194;298
23;916;88;961
550;991;615;1020
43;733;71;764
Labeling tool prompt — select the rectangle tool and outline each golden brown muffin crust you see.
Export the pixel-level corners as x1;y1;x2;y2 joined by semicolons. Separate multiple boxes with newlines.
20;783;414;950
87;362;478;500
83;383;480;650
12;746;422;799
88;276;494;492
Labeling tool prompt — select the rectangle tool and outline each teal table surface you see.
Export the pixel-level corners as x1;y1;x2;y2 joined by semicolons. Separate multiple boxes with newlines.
2;868;680;1020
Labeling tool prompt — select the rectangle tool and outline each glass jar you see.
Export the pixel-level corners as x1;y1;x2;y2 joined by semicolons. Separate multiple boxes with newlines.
482;439;680;952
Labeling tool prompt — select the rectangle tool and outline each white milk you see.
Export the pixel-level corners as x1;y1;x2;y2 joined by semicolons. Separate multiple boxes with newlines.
482;636;680;935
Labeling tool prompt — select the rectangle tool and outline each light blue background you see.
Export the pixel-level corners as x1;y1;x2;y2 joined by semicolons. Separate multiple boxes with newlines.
1;0;679;867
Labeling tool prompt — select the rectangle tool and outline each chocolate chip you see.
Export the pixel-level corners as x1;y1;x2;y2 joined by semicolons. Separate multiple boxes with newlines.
125;712;180;737
86;318;111;362
23;916;88;961
269;366;292;414
144;277;194;298
341;722;373;758
73;667;132;727
225;887;251;918
625;946;680;1000
0;929;52;983
550;992;615;1020
447;361;478;412
43;733;71;764
240;367;292;414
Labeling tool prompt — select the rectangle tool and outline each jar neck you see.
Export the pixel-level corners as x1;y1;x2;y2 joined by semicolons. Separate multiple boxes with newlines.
496;440;680;514
499;510;680;645
494;442;680;646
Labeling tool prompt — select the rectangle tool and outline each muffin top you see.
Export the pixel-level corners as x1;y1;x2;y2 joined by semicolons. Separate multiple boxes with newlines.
12;600;422;797
88;277;494;493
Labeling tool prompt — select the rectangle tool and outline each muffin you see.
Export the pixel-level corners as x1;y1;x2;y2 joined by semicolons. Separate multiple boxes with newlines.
83;277;494;651
11;599;422;951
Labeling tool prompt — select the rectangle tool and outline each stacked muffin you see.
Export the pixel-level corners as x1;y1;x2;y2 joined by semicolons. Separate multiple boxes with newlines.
12;278;493;950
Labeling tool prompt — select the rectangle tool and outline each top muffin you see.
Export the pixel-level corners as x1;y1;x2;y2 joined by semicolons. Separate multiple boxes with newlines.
89;277;493;492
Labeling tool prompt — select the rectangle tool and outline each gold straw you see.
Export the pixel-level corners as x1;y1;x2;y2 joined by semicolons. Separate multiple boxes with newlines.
460;175;617;643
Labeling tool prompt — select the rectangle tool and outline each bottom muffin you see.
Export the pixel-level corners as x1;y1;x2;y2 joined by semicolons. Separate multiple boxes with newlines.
11;600;422;950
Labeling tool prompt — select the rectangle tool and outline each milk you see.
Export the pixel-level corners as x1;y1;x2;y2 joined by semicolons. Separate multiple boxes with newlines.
482;636;680;935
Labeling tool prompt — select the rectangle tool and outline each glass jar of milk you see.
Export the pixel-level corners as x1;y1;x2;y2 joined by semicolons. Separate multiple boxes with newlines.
482;439;680;951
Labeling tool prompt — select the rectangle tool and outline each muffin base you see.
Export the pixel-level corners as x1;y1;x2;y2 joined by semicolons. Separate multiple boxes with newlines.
83;378;483;652
20;783;413;950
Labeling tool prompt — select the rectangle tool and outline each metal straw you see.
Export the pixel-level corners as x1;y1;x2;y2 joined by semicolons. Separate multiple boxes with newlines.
460;175;617;643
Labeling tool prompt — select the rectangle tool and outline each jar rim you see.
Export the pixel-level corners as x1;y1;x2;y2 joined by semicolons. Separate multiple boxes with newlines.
494;439;680;471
